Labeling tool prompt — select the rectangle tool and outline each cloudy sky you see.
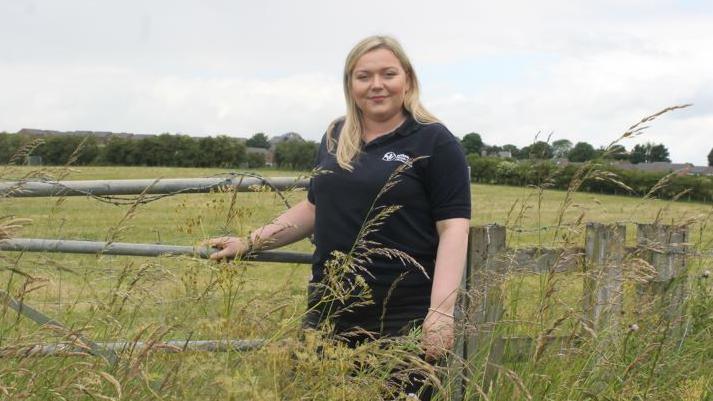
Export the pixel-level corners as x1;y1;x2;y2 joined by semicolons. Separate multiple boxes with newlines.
1;0;711;164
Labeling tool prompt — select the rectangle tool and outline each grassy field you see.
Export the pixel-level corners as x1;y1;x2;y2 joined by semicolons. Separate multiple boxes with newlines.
1;165;712;400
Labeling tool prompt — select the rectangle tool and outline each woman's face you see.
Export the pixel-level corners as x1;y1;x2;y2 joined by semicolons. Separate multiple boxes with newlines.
350;48;410;124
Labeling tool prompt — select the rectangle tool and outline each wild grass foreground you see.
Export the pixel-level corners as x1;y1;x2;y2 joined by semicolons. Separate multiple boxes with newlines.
1;161;712;400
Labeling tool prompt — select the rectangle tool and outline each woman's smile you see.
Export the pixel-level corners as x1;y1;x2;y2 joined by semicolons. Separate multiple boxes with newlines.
351;48;410;124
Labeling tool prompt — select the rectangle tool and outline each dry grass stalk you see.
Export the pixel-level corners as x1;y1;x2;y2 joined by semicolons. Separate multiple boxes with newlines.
534;313;570;362
0;216;32;240
103;178;162;246
499;365;533;401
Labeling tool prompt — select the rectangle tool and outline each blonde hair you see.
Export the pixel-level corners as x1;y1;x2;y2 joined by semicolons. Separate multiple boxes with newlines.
327;35;439;171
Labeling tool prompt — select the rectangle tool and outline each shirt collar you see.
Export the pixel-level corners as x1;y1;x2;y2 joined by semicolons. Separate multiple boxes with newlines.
361;113;421;148
394;113;420;136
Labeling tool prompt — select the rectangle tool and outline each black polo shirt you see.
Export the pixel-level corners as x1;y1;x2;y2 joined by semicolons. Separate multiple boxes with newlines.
306;115;471;334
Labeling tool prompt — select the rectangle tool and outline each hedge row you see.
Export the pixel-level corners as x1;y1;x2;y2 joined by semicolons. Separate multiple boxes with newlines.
0;133;318;170
468;155;713;203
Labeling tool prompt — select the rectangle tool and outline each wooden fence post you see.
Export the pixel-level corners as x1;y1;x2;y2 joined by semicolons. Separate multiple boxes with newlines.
465;224;507;395
446;169;472;401
635;224;689;331
583;223;625;334
448;229;471;401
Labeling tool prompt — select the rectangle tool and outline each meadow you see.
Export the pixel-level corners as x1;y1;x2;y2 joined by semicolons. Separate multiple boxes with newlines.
1;165;712;400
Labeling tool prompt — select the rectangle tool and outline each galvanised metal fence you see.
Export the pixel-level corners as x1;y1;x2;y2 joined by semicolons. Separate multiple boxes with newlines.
1;176;706;400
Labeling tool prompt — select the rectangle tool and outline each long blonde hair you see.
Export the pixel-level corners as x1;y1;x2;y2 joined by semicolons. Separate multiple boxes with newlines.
327;35;439;171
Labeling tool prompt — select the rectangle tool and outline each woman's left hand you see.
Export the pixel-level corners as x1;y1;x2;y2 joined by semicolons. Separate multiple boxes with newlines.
422;309;455;361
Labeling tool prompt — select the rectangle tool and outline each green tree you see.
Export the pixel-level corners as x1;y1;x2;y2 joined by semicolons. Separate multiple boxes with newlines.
516;145;531;160
274;140;318;170
135;136;163;166
605;144;628;160
75;136;99;165
247;152;266;168
101;136;139;165
630;144;647;164
246;133;271;149
174;135;201;167
35;135;99;165
461;133;484;155
630;142;671;164
649;143;670;162
708;147;713;166
211;135;246;167
551;139;573;159
568;142;596;162
482;145;502;156
466;154;500;183
502;144;520;159
527;141;553;159
0;133;24;163
197;136;218;167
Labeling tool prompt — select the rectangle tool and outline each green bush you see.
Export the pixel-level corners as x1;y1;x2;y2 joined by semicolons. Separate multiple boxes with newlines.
247;152;266;168
274;140;318;170
467;156;713;203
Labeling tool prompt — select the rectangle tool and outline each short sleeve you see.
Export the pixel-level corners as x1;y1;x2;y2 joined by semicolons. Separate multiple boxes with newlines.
427;137;471;221
307;134;327;205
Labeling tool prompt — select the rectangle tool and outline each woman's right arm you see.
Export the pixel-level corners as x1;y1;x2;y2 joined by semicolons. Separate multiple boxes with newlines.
205;199;316;260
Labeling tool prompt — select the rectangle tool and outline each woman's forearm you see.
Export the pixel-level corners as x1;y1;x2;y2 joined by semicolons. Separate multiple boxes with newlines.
249;199;315;250
429;218;470;314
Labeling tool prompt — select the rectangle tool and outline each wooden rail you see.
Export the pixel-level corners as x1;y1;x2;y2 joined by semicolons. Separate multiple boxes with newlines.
448;222;691;400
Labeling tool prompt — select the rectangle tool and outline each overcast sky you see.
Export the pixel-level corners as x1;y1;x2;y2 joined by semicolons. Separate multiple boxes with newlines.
1;0;711;164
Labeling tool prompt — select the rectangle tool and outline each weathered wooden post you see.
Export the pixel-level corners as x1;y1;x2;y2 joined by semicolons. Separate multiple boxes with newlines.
583;223;625;334
466;224;507;396
635;223;688;331
448;229;471;401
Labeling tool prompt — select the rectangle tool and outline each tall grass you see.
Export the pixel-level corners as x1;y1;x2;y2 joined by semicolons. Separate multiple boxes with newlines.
1;108;712;400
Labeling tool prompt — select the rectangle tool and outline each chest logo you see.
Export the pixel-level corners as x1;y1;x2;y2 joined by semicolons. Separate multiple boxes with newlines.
382;152;410;163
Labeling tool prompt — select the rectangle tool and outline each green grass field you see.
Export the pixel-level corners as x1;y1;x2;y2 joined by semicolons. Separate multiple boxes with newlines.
1;165;712;400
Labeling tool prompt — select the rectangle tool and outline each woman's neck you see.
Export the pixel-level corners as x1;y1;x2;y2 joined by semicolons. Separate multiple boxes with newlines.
361;111;408;143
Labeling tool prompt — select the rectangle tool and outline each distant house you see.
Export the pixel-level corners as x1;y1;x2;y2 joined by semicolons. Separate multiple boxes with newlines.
267;132;305;165
636;162;692;173
689;166;713;176
480;150;512;159
269;132;304;146
611;161;713;176
554;158;571;166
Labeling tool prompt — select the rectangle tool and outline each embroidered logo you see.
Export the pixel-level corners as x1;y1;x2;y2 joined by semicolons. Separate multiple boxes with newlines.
382;152;410;163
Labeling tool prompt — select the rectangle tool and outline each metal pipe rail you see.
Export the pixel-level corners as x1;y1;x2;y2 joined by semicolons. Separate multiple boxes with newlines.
0;176;309;197
0;339;265;358
0;289;119;363
0;238;312;264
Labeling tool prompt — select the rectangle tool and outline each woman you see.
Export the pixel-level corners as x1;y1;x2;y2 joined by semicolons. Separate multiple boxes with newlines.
207;35;470;399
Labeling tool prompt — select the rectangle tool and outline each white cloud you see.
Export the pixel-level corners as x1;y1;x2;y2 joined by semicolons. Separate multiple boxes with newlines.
1;0;712;164
0;63;343;138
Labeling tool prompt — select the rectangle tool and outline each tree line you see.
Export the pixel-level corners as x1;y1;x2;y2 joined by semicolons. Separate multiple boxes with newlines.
2;129;711;202
467;156;713;202
0;132;318;170
3;129;707;169
460;132;713;203
459;133;699;164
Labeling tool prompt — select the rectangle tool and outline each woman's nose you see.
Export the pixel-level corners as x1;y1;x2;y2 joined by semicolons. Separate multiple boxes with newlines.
371;75;384;89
